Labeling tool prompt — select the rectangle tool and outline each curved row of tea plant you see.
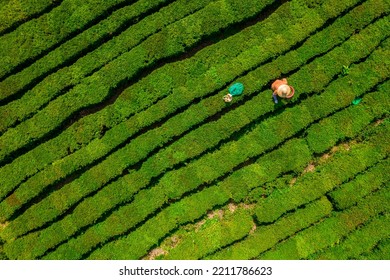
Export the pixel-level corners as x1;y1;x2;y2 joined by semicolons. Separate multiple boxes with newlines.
162;209;255;260
0;0;388;260
356;239;390;260
0;0;212;131
207;141;389;259
308;213;390;259
258;187;389;259
328;159;390;210
0;0;137;80
0;0;353;172
0;0;289;195
162;197;332;260
4;43;387;259
0;0;278;163
0;0;61;35
2;18;387;241
254;123;390;224
1;0;386;222
86;116;390;259
46;139;313;260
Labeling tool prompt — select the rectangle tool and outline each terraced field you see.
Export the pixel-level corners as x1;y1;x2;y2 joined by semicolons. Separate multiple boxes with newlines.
0;0;389;260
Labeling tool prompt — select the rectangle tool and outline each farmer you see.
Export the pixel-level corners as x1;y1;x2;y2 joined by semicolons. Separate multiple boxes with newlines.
223;82;244;102
271;78;294;104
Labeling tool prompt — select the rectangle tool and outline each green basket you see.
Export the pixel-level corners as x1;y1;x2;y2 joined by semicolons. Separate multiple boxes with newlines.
228;82;244;96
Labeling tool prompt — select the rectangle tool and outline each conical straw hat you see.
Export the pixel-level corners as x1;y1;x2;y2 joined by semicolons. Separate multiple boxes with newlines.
276;85;294;98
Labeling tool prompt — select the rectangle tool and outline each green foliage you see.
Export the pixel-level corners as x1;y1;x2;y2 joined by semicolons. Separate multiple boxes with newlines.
0;250;6;260
0;0;128;79
58;140;313;260
258;188;390;259
47;185;231;259
1;0;389;261
162;209;253;260
309;214;390;259
36;94;386;258
1;0;385;210
0;0;185;127
0;0;280;164
2;136;308;260
2;12;390;260
255;122;390;224
0;0;58;34
24;138;307;260
328;159;390;210
306;80;390;153
208;197;332;260
355;239;390;260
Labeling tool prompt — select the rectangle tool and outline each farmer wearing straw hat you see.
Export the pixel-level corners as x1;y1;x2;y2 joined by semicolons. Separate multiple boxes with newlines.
271;78;294;104
223;82;244;102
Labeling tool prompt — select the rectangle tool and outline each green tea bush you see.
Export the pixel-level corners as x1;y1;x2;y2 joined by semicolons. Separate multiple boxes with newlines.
306;81;390;153
0;0;279;162
309;213;390;259
2;33;389;249
163;209;254;260
1;0;389;261
25;56;388;258
0;0;208;130
0;0;59;35
1;0;382;204
258;188;390;259
355;239;390;260
328;159;390;210
1;2;387;224
208;197;332;260
255;123;390;224
0;0;134;79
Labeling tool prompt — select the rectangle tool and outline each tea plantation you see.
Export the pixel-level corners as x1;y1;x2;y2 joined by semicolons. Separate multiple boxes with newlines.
0;0;389;260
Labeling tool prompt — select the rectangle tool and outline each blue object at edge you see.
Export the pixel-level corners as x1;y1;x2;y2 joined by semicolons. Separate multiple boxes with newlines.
273;94;278;104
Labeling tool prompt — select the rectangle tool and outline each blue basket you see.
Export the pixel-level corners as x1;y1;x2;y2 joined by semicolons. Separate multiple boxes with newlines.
228;82;244;96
